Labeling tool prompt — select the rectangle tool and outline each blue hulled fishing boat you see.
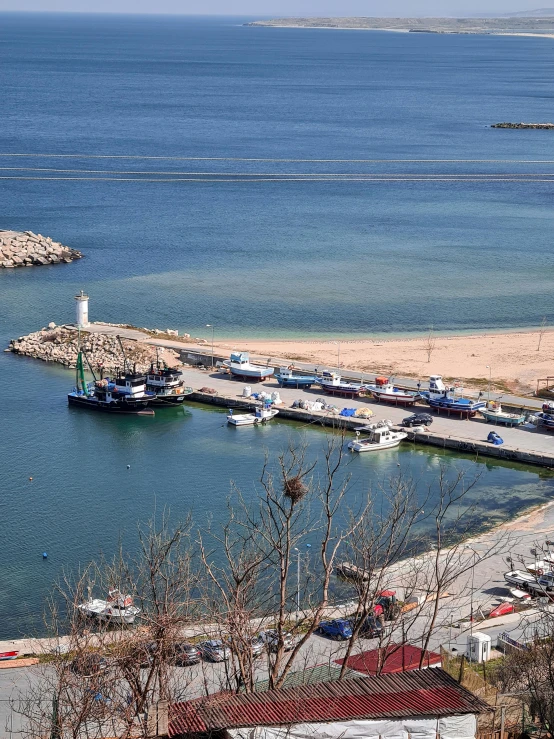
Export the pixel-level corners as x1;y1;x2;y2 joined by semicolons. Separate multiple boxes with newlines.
317;372;367;397
275;367;317;389
422;375;486;417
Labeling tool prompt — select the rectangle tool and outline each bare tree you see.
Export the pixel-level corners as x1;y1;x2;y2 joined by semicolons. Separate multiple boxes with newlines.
425;325;436;363
537;316;548;352
14;513;200;739
200;434;367;692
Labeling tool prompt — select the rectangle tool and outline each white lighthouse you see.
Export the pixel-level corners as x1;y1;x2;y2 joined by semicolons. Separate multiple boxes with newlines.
74;290;90;328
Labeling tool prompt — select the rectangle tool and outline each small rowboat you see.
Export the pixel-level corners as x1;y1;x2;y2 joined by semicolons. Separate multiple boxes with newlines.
0;651;19;660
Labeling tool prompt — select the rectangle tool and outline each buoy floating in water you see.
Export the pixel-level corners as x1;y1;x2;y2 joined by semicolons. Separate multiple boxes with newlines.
42;552;48;559
29;477;33;481
127;465;131;470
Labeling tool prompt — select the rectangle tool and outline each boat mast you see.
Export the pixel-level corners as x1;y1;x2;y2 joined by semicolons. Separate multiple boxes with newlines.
116;335;128;375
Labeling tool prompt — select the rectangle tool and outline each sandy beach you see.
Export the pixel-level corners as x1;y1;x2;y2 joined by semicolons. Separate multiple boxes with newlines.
214;328;554;395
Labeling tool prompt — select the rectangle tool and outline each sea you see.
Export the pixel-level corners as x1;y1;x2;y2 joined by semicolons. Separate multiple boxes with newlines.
2;13;554;638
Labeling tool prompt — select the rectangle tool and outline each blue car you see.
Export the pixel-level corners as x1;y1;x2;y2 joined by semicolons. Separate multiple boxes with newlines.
316;619;353;641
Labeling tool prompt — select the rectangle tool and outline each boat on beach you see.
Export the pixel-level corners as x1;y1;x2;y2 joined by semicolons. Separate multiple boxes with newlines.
68;352;155;415
317;372;367;397
366;376;420;406
479;401;526;426
78;589;141;624
275;367;317;388
145;361;193;406
535;412;554;430
0;651;19;660
347;423;407;452
421;375;486;416
227;403;279;426
222;352;274;381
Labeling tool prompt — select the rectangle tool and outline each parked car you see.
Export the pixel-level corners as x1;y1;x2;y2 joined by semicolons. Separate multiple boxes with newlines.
259;629;295;652
249;634;265;657
228;634;265;658
359;615;384;639
198;639;231;662
316;619;353;641
402;413;433;428
171;642;201;666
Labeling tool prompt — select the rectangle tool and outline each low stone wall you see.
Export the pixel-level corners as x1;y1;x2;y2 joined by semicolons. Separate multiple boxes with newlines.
0;230;82;268
7;324;180;372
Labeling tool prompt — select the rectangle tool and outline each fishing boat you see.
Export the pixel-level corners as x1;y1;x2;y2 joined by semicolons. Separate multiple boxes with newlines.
347;423;407;453
222;352;274;381
227;403;279;426
0;651;19;661
504;570;539;591
145;361;193;406
317;372;367;397
536;412;554;431
479;401;526;426
275;367;317;389
366;376;420;406
421;375;486;416
78;589;141;624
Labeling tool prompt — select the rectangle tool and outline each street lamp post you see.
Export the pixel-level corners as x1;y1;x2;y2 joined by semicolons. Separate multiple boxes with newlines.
486;365;492;403
293;544;311;615
465;544;478;658
330;341;341;372
206;324;215;369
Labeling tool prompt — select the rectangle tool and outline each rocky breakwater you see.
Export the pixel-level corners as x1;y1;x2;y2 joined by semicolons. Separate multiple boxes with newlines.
0;230;83;268
491;122;554;129
7;325;181;372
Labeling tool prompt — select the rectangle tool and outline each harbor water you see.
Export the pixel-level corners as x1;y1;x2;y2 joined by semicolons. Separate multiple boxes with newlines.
2;14;554;637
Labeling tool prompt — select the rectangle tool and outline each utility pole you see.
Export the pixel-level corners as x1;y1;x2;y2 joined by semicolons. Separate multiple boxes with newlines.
206;324;215;369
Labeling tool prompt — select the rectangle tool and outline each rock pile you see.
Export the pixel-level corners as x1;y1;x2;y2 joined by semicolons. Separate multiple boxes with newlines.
7;325;181;372
491;122;554;129
0;230;83;268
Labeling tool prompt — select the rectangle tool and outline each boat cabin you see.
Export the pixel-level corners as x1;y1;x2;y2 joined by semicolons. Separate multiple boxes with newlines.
374;376;389;387
429;375;448;396
113;373;148;397
146;369;182;388
230;352;250;366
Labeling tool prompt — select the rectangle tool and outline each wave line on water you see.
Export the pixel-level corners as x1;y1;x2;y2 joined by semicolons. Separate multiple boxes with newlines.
2;175;554;182
2;167;554;177
3;153;554;164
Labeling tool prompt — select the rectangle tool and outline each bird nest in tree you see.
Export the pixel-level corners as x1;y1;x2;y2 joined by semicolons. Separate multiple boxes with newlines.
283;475;308;503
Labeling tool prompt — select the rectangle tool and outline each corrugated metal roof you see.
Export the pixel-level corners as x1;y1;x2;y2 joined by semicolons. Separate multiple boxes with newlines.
252;664;357;692
336;644;442;675
169;668;490;737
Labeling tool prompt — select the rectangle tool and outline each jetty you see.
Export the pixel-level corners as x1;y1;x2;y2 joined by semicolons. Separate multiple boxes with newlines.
8;321;554;469
0;230;82;268
491;122;554;129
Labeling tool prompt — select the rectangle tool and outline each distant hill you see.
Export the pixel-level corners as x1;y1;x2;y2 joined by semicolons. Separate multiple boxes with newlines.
503;8;554;16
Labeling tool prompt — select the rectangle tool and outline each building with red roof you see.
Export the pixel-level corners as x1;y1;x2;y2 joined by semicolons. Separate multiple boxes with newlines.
336;644;442;675
166;668;489;739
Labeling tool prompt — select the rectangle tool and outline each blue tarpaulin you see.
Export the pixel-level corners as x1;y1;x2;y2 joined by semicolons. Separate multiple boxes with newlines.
340;408;357;417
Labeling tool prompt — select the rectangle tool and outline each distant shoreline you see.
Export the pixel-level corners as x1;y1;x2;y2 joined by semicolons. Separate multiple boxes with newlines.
245;17;554;37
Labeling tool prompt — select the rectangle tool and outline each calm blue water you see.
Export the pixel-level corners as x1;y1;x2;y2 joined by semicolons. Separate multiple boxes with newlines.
2;14;554;637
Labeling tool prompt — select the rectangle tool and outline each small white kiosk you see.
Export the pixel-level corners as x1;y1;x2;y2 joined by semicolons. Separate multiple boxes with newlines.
467;632;492;663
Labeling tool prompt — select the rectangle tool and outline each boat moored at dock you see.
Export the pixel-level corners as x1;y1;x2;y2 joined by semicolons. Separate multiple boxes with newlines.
145;362;193;406
317;372;367;397
348;422;407;452
422;375;486;417
67;352;155;415
366;376;420;406
222;352;274;381
275;367;317;388
227;403;279;426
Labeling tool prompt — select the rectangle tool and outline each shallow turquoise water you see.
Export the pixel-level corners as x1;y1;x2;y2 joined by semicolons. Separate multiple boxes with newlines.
2;15;554;637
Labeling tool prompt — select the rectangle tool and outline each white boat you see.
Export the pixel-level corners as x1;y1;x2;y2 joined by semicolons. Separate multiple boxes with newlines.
78;589;141;624
317;372;367;397
222;352;274;381
348;423;407;452
366;376;420;406
503;570;539;591
479;401;526;426
227;404;279;426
